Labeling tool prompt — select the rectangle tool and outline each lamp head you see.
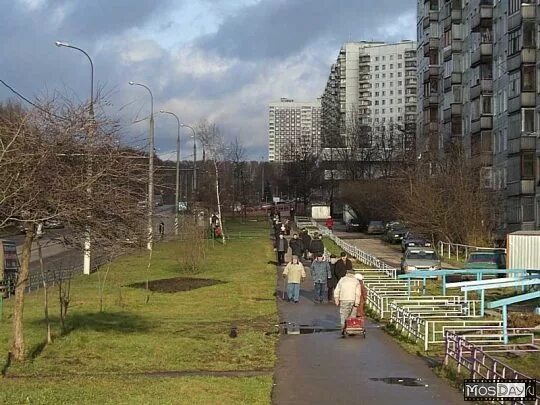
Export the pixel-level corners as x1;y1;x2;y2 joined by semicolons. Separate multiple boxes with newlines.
129;81;135;85
55;41;69;47
159;109;166;113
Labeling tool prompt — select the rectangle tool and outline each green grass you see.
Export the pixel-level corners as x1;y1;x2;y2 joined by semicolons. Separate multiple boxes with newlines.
0;218;277;402
323;237;342;257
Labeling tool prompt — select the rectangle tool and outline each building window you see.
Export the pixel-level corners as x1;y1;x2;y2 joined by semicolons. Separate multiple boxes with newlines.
522;197;535;222
522;109;535;132
508;30;520;55
382;73;386;78
523;22;536;48
398;72;402;77
481;95;492;114
522;65;535;92
522;151;535;179
375;65;379;71
398;63;402;68
508;0;520;15
375;56;379;61
382;65;386;70
398;54;402;59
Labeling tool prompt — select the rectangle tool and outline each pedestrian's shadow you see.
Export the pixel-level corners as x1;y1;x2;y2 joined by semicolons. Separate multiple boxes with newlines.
268;260;278;266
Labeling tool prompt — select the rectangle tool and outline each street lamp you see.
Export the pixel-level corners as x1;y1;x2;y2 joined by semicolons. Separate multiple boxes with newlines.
55;40;94;275
180;124;197;195
129;81;154;251
159;110;181;236
260;155;265;203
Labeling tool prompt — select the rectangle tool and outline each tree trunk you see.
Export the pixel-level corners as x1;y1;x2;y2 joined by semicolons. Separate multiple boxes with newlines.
214;161;226;244
12;230;34;361
37;240;52;344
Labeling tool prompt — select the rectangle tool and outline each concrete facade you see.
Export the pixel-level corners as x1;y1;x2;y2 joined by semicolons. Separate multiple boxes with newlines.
416;0;540;234
268;98;322;162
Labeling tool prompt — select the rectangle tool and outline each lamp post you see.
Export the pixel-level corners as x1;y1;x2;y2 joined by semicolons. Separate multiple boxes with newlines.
181;124;197;195
129;81;154;251
260;155;265;202
55;40;94;275
159;110;181;236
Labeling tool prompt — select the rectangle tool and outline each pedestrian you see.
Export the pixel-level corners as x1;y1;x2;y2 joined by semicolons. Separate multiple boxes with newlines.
300;229;312;260
309;234;324;259
310;254;331;303
159;221;165;240
280;222;286;235
327;254;338;301
289;233;304;258
274;233;289;265
354;273;369;317
334;269;361;337
335;251;353;281
289;206;295;219
284;219;291;236
282;255;306;303
326;216;334;231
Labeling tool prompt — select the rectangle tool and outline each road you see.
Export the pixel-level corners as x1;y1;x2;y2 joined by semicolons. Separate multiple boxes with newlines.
272;253;464;405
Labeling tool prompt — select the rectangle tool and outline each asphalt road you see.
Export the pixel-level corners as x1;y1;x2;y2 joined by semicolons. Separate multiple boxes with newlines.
272;253;464;405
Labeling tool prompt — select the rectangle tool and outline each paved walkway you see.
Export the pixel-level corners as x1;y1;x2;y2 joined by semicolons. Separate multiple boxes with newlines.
272;249;464;405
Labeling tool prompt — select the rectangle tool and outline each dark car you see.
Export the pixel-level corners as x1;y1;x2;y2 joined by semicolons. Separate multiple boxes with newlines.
465;251;506;269
345;218;362;232
384;222;408;244
401;232;432;252
367;221;385;235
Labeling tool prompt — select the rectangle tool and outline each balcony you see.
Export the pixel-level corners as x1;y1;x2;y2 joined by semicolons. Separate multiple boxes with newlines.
443;104;462;122
507;180;536;197
470;79;493;100
422;65;440;83
508;93;536;112
443;72;462;90
404;51;416;60
471;116;493;133
423;37;440;56
471;43;493;67
451;8;462;22
359;74;371;83
405;61;416;70
423;10;439;28
522;3;536;20
443;40;463;60
424;122;438;134
359;90;372;98
422;94;439;109
471;5;493;32
359;55;371;64
405;78;417;88
359;83;372;89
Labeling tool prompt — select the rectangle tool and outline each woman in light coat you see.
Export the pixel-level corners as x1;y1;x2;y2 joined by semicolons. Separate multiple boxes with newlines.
282;255;306;303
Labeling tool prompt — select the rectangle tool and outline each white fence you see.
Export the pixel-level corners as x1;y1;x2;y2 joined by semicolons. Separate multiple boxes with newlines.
438;240;506;263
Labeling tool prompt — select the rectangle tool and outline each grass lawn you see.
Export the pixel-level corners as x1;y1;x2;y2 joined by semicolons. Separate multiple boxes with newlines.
0;218;277;403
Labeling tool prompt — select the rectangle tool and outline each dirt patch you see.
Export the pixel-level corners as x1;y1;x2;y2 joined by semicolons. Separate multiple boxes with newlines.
127;277;225;293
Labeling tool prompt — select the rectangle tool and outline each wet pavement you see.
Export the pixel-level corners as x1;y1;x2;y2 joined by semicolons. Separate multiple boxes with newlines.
272;255;464;405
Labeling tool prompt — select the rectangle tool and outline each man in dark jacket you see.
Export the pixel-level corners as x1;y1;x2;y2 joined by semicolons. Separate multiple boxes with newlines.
309;234;324;259
327;254;338;301
334;251;353;280
289;233;304;258
300;229;312;260
274;234;289;265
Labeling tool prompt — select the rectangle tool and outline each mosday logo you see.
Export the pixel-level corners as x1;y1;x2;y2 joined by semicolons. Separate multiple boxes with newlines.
464;379;537;401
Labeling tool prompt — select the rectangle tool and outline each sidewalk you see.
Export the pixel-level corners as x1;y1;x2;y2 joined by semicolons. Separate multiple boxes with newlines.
272;251;464;405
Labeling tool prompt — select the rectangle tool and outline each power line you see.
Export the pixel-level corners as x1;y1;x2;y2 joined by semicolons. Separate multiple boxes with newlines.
0;79;68;121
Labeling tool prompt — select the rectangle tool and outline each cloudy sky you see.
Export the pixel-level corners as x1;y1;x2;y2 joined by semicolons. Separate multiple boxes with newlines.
0;0;415;160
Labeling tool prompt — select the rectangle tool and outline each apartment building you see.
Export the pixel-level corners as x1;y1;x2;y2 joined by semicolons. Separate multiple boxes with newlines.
321;41;417;159
268;98;322;162
417;0;540;234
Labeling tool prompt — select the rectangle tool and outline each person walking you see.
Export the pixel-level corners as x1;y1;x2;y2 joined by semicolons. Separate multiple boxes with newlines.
310;255;331;303
334;269;361;337
325;217;334;231
354;273;369;317
334;251;353;281
159;221;165;240
309;234;324;259
327;254;338;301
275;234;289;265
300;229;312;260
282;255;306;303
289;233;304;259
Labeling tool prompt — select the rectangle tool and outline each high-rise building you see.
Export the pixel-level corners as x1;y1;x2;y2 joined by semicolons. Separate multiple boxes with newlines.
268;98;321;162
417;0;539;233
321;41;417;168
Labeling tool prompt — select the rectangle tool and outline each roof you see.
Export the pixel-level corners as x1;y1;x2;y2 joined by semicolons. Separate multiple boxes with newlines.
509;231;540;236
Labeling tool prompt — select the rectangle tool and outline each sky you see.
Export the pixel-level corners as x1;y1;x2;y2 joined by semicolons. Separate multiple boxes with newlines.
0;0;416;160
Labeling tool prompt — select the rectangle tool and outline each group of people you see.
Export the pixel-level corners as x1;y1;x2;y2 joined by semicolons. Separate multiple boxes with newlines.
274;227;326;266
279;231;368;335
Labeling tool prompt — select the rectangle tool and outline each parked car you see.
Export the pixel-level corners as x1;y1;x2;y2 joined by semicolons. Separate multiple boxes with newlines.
367;220;385;235
43;219;64;229
401;248;441;274
384;222;409;244
465;250;506;270
401;232;432;252
345;218;362;232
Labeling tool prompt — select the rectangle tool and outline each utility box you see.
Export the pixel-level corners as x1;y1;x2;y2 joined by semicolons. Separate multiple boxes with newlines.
311;204;330;220
507;231;540;270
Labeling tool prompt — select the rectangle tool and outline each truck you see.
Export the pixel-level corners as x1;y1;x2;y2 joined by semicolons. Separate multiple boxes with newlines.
310;204;330;220
507;231;540;270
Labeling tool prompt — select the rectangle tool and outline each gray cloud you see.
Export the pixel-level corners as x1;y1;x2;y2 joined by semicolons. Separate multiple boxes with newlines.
197;0;415;60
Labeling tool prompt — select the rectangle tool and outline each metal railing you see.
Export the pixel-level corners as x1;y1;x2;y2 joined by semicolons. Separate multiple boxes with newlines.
444;331;540;405
438;240;506;263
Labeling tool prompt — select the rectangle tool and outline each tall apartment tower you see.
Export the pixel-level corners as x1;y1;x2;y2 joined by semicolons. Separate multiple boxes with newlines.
417;0;539;233
268;98;322;162
321;41;417;152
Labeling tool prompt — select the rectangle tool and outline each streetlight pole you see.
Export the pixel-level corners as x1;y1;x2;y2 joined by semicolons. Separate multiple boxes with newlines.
181;124;197;196
160;110;181;236
55;41;94;275
129;81;154;251
260;156;265;202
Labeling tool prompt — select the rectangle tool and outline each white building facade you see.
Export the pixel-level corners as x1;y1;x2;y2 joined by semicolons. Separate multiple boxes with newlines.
268;98;322;162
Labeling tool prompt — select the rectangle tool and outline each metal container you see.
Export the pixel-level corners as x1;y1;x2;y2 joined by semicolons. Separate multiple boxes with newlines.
507;231;540;270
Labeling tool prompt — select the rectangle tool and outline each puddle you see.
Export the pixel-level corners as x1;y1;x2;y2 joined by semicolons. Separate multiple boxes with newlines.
370;378;427;387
